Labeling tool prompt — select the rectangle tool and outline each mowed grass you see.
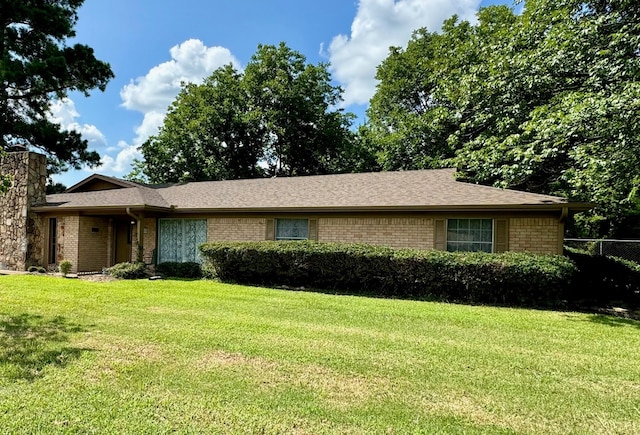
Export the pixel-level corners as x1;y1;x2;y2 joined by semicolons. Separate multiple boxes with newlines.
0;276;639;434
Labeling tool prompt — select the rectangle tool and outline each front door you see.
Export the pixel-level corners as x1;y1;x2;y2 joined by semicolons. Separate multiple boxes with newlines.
114;221;132;264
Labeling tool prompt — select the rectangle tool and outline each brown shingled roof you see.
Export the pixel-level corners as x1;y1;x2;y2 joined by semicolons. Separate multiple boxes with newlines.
35;169;590;213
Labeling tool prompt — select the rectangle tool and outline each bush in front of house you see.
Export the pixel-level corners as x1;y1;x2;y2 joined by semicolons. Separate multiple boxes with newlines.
155;262;202;278
199;241;576;307
107;262;147;279
27;266;47;274
564;247;640;306
59;259;73;276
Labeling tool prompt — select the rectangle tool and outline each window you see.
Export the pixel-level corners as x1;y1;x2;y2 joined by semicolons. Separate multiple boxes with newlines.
158;219;207;263
447;219;493;253
48;218;57;264
275;218;308;240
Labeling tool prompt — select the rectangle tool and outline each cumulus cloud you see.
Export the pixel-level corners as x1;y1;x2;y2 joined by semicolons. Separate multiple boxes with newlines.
101;39;240;175
99;140;143;173
327;0;481;106
48;98;107;148
121;39;241;113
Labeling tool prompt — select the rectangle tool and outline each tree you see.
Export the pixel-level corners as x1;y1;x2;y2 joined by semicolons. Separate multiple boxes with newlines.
366;1;640;236
134;65;263;183
133;42;367;183
0;0;114;185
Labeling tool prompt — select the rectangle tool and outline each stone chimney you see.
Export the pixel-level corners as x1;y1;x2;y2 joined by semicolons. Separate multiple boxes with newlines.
0;151;47;270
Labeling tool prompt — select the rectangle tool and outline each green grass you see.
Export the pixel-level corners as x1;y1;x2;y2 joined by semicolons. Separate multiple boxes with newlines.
0;275;639;434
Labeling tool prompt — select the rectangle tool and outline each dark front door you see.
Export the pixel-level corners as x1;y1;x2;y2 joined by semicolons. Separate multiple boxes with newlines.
114;221;132;264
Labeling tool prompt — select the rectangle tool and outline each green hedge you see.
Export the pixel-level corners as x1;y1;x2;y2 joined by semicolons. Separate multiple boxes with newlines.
107;262;147;279
155;262;202;279
564;247;640;306
199;241;576;306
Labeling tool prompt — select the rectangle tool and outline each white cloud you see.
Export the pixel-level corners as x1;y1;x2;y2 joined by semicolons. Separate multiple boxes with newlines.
327;0;481;106
103;39;241;176
98;140;142;173
48;98;107;148
120;38;240;114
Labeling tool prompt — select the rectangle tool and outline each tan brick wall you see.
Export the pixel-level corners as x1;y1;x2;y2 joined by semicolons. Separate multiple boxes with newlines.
318;216;434;249
131;218;157;264
60;215;79;272
77;217;111;272
508;217;561;255
206;215;434;249
207;217;267;242
203;214;563;254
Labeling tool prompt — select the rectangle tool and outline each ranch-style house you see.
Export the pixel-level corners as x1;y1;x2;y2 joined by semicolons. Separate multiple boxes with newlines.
0;152;591;273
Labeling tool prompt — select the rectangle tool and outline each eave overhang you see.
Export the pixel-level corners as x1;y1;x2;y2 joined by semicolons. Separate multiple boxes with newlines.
31;202;594;215
31;204;173;214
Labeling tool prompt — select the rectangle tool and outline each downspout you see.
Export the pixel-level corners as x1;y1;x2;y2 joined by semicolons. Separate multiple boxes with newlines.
126;208;144;263
558;206;569;255
559;206;569;223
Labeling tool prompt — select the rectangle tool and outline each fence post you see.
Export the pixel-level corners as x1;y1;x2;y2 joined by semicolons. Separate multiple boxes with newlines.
599;241;603;256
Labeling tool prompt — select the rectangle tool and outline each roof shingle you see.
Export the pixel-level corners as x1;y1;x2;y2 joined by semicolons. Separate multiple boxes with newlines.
38;169;583;213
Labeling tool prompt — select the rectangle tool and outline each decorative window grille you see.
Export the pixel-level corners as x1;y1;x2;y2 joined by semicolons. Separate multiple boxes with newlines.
158;219;207;263
447;219;493;253
275;218;309;240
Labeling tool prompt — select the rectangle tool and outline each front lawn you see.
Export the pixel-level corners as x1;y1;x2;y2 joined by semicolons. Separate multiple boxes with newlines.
0;275;638;433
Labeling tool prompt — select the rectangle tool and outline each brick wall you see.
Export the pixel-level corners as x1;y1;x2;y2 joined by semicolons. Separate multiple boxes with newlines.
204;215;433;249
131;218;157;264
318;216;434;249
202;214;563;254
60;215;79;272
77;216;111;272
509;217;562;255
207;217;267;241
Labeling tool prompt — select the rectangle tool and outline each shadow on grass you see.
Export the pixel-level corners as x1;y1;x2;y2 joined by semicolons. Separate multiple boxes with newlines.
585;313;640;329
0;313;91;381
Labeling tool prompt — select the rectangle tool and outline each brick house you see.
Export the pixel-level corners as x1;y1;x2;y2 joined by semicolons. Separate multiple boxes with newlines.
1;151;591;273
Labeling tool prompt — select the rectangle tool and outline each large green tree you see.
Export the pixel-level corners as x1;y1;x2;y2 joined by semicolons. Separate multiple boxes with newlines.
134;43;366;183
0;0;113;180
366;0;640;236
133;65;263;183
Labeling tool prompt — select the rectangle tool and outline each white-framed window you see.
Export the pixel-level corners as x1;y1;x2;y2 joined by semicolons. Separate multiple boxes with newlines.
275;218;309;240
447;218;493;253
158;218;207;263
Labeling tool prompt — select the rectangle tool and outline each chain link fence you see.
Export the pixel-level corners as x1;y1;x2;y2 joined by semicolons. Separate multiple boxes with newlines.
565;238;640;264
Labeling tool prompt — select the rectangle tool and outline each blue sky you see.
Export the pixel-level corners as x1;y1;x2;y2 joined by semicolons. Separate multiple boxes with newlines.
53;0;513;187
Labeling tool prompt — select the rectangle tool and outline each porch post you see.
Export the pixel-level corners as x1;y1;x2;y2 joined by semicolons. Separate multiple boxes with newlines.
136;212;145;263
126;208;145;263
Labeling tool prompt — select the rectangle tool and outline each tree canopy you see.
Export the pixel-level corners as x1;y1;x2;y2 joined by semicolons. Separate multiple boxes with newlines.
366;0;640;236
0;0;114;179
133;43;368;183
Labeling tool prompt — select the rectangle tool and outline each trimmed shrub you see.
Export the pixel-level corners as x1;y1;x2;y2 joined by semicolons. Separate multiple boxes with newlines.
200;241;576;306
564;247;640;306
27;266;46;273
107;262;147;279
155;262;202;278
59;260;73;277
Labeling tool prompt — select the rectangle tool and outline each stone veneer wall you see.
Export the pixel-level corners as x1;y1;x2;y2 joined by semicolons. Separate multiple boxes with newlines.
0;152;47;270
